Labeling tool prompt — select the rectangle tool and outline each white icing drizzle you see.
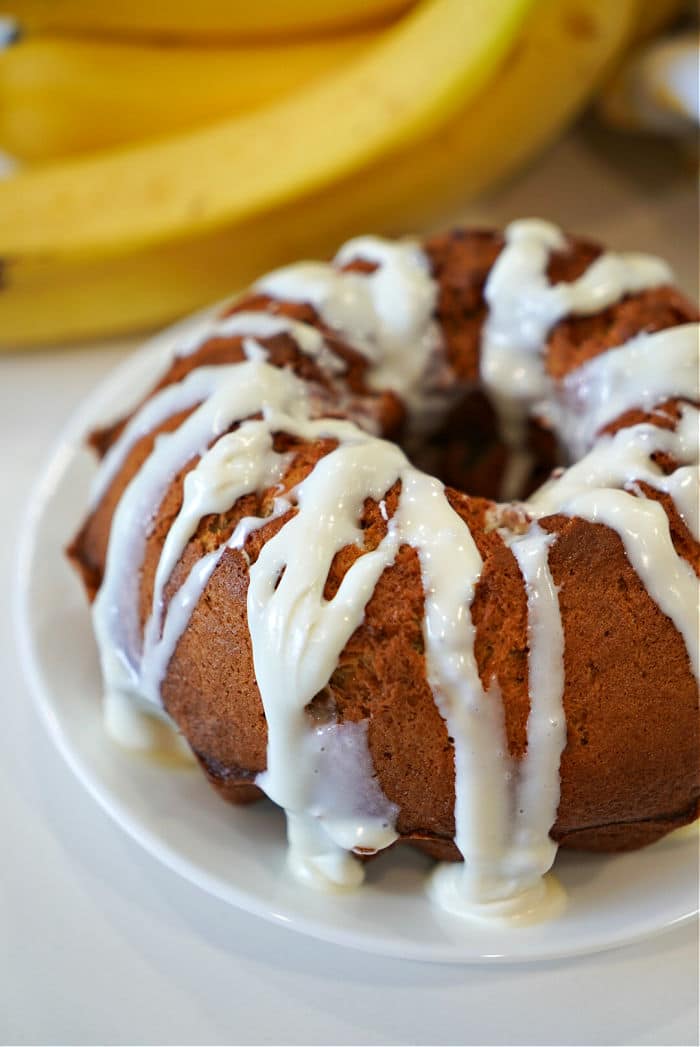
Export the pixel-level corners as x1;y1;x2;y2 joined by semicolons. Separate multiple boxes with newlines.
303;720;399;852
90;311;353;509
560;488;697;677
247;435;408;886
533;404;700;510
287;721;399;889
393;472;511;902
531;407;700;681
143;423;286;661
179;310;329;364
92;362;310;706
89;220;699;925
537;323;700;460
480;218;674;496
183;310;350;380
256;236;442;425
509;526;566;871
90;365;223;510
429;518;567;919
655;465;699;541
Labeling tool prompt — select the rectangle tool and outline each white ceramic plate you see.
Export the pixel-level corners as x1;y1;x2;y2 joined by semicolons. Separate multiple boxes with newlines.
15;328;699;964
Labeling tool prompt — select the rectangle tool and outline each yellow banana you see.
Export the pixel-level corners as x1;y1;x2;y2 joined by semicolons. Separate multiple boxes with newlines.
0;32;378;164
9;0;414;40
0;0;533;259
0;0;636;347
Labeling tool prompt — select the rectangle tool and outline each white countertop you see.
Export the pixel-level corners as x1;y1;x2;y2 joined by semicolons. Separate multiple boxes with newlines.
2;121;698;1046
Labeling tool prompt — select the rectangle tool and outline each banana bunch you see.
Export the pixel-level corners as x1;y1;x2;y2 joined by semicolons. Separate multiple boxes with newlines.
0;32;380;162
0;0;681;347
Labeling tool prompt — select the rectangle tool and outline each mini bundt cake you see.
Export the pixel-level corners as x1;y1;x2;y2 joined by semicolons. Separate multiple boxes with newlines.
69;219;700;922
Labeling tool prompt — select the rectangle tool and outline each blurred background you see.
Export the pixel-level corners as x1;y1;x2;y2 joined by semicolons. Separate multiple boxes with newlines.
0;0;697;348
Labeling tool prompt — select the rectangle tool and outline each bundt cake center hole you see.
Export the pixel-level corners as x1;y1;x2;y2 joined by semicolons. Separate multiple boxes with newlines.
398;389;562;503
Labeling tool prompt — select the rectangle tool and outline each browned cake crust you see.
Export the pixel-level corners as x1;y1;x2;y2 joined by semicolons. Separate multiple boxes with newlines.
68;229;700;860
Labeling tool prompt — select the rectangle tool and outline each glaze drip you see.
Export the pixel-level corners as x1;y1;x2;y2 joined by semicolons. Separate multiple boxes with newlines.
480;218;674;497
256;235;443;427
